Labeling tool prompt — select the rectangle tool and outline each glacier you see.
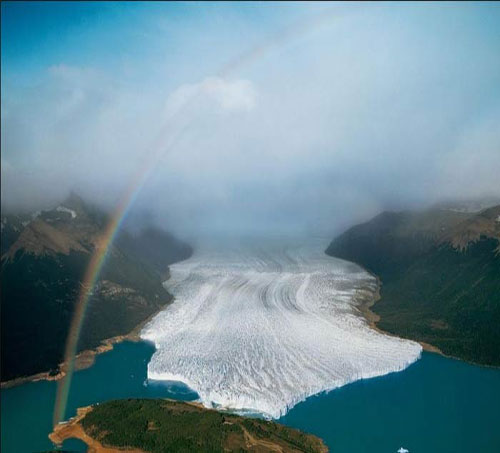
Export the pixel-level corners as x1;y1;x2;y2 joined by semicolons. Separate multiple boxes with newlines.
141;238;422;418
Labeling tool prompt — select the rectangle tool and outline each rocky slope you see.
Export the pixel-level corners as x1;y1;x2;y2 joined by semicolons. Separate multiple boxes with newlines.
326;205;500;365
0;194;192;381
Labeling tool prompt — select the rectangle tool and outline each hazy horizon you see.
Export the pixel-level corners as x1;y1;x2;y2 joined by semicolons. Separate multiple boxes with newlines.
2;2;500;239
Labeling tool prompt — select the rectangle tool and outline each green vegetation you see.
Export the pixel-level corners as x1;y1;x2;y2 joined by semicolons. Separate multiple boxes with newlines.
1;195;191;381
0;244;168;381
79;399;327;452
327;207;500;366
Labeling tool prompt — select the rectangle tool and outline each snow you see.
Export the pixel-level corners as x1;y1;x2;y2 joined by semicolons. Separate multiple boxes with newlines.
141;238;422;418
56;206;77;219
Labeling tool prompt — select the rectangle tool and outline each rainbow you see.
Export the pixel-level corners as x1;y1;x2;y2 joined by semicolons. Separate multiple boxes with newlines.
52;156;157;426
52;5;347;427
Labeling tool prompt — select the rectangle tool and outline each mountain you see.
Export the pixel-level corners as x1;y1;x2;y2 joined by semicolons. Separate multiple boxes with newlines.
0;212;37;255
50;399;328;453
115;226;192;280
326;205;500;366
0;194;192;382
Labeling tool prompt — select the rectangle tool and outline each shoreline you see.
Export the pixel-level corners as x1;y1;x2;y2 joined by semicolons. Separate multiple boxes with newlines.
0;301;166;390
3;255;495;391
49;399;329;453
355;274;443;356
0;266;460;391
355;266;500;369
48;400;210;451
49;405;145;453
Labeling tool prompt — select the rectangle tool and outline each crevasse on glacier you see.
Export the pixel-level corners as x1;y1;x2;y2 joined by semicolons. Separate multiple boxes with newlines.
141;239;422;418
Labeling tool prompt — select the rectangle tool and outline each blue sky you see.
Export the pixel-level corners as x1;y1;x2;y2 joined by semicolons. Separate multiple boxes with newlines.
2;2;500;236
2;2;304;86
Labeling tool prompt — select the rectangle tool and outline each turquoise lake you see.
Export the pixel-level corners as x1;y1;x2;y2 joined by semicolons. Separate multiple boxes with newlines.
1;340;499;453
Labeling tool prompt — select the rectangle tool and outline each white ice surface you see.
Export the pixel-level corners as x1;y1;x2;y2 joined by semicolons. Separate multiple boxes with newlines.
141;238;422;418
56;206;77;218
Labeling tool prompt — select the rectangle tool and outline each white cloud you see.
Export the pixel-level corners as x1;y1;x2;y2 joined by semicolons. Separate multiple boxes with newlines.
437;111;500;200
164;76;257;122
2;5;500;236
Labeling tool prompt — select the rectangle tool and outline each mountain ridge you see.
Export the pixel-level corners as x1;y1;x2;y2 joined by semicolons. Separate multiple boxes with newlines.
326;204;500;365
1;194;192;382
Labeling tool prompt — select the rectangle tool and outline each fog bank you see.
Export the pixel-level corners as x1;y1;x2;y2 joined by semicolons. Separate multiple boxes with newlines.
2;3;500;238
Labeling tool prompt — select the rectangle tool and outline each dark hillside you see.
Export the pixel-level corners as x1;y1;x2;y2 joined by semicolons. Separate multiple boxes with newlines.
1;195;192;381
327;206;500;365
116;226;192;278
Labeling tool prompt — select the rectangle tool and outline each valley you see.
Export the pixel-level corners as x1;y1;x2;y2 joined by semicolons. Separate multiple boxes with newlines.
142;238;421;418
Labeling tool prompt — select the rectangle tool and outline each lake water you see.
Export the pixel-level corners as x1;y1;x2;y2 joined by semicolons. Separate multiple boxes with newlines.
1;341;499;453
0;341;198;453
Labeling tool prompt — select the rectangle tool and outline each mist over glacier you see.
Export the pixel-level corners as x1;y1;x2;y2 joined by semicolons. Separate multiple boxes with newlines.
2;3;500;238
141;238;422;418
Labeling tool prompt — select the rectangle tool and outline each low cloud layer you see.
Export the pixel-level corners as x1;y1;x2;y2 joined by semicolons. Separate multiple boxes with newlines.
2;3;500;238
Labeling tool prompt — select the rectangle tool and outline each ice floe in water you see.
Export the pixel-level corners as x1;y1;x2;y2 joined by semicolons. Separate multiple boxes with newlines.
141;238;422;418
